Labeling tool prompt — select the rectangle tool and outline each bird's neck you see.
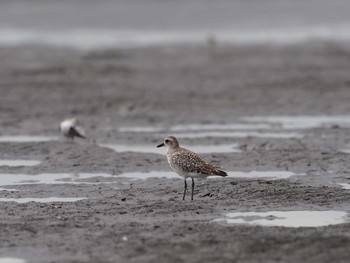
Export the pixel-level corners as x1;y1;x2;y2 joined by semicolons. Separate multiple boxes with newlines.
166;146;180;155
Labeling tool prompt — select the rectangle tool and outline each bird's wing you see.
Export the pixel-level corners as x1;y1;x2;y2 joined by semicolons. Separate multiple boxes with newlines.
171;148;215;175
69;126;86;139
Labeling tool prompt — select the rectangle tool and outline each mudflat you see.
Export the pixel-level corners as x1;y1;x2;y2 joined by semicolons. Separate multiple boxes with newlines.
0;43;350;262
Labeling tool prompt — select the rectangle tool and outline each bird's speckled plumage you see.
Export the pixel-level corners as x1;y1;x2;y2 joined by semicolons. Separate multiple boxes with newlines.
167;147;227;178
157;136;227;200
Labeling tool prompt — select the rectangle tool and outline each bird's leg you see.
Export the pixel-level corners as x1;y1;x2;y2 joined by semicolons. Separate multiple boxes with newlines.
183;179;187;201
191;177;195;201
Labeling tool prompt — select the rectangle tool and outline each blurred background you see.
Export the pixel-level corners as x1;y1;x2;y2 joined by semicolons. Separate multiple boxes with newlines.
0;0;350;49
1;0;350;135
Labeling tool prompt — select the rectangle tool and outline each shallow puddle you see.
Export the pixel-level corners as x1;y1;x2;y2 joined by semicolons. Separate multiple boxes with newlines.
0;160;41;167
118;123;273;133
117;171;299;180
173;131;303;139
0;135;59;143
118;171;178;180
0;258;26;263
339;148;350;154
0;197;86;203
0;187;20;191
0;173;113;187
215;211;348;227
338;183;350;190
118;126;302;139
241;116;350;130
0;171;299;187
101;143;241;154
225;171;298;180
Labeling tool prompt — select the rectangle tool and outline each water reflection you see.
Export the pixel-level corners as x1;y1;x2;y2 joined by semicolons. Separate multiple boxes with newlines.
0;136;59;143
0;170;301;188
0;197;86;203
117;170;300;180
0;187;20;191
175;131;303;139
0;160;41;167
118;125;303;139
118;123;272;133
101;143;240;154
215;210;348;227
338;183;350;190
0;258;26;263
242;116;350;130
0;173;112;186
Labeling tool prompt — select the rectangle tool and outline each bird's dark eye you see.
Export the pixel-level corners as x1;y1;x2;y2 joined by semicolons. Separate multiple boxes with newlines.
165;139;170;143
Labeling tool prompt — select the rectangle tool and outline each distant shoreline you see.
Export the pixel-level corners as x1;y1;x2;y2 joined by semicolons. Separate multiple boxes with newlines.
0;25;350;50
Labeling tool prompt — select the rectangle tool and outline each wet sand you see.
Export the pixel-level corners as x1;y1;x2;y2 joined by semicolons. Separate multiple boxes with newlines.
1;43;350;262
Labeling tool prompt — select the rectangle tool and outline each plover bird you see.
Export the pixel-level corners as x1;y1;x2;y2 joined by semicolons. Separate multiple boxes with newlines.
59;118;86;140
157;136;227;200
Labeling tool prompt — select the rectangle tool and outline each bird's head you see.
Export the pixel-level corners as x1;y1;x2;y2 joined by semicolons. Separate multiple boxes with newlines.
157;136;179;150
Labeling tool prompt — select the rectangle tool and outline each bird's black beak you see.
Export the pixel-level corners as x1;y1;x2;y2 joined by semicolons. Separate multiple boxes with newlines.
157;142;165;148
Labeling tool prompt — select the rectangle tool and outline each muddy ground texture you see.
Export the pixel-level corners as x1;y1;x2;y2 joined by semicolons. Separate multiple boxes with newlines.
0;43;350;262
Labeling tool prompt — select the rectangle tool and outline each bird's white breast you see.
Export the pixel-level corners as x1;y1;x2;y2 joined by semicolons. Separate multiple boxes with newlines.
60;120;74;135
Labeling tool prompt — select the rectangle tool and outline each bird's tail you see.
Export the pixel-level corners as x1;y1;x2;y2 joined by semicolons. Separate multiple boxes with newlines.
213;168;228;177
70;126;86;139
